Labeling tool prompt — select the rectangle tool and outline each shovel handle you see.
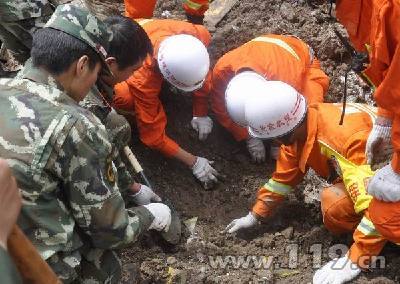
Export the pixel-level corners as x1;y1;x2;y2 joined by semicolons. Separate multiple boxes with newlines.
124;146;153;188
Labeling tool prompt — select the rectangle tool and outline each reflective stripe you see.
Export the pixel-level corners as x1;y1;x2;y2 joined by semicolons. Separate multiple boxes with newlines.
361;71;376;90
263;179;292;196
184;0;202;10
138;19;154;26
357;216;381;236
251;36;300;61
332;103;377;123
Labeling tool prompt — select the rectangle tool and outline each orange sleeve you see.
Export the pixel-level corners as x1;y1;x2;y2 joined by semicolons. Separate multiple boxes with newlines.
182;0;209;16
302;59;329;104
192;71;211;117
124;0;156;19
370;2;400;117
127;66;180;157
252;144;306;218
377;107;394;120
210;64;249;141
348;211;387;269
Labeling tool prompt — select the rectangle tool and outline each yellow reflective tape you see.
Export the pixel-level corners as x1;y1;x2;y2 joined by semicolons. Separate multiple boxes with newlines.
318;140;374;213
251;36;300;61
357;216;380;236
184;0;202;10
263;179;292;196
361;71;377;90
138;19;154;26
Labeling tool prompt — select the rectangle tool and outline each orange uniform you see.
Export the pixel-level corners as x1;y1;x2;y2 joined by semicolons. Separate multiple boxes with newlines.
124;0;209;19
112;19;211;157
252;103;397;267
335;0;373;52
210;34;329;141
361;0;400;173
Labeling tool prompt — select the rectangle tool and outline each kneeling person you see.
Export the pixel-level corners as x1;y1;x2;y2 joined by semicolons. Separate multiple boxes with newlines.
0;5;172;283
224;80;394;283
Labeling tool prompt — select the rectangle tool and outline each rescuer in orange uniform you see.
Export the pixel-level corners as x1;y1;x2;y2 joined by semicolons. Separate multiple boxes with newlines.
210;34;329;163
221;80;396;283
333;0;400;201
335;0;372;52
113;18;219;189
124;0;209;24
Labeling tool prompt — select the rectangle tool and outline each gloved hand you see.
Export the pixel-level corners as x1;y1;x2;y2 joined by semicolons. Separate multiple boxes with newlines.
365;120;392;165
143;203;172;232
191;116;213;141
192;157;219;189
247;137;266;163
131;184;162;206
225;212;258;233
368;164;400;201
313;255;361;284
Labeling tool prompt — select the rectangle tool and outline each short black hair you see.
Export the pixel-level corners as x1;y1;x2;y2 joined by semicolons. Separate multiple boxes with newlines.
31;28;101;75
104;15;153;70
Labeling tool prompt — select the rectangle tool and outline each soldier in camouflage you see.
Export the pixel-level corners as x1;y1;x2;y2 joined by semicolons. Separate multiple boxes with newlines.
0;4;172;283
79;15;161;206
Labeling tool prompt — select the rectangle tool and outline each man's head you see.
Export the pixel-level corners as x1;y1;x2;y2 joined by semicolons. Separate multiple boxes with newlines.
157;34;210;92
31;4;112;101
103;15;153;86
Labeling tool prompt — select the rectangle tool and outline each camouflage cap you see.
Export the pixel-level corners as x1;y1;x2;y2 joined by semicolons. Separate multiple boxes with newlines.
44;4;113;76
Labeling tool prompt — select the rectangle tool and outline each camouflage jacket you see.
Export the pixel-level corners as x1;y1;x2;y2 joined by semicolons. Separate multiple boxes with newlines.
0;0;54;22
80;79;135;195
0;63;153;260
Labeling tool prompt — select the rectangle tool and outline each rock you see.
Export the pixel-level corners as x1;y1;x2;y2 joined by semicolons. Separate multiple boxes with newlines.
167;267;187;284
167;256;177;265
281;227;294;239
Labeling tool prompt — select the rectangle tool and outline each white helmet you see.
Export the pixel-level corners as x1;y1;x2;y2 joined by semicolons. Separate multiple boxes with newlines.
245;81;307;139
157;34;210;92
225;71;269;127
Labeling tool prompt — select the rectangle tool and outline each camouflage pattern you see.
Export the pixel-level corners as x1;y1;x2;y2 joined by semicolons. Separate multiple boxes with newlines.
0;0;53;22
0;61;153;281
0;15;51;63
47;243;121;283
0;0;53;63
80;80;135;195
45;4;113;74
0;246;22;284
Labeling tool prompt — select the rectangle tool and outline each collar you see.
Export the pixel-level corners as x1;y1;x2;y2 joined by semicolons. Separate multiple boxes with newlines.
20;60;78;107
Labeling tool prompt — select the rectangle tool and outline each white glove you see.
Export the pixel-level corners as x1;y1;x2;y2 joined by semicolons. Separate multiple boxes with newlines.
313;255;361;284
143;203;172;231
225;212;258;233
368;164;400;202
132;184;162;206
191;116;213;141
365;122;392;165
192;157;219;189
247;137;266;163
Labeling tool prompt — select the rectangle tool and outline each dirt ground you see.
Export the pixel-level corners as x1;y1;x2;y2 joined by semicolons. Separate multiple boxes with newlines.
3;0;396;282
98;0;400;283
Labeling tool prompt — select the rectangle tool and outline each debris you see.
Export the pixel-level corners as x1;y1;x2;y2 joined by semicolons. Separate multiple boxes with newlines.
204;0;240;30
167;267;187;284
281;226;294;239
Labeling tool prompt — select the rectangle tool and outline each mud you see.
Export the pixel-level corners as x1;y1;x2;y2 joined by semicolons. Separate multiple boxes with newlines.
111;0;399;283
2;0;396;282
